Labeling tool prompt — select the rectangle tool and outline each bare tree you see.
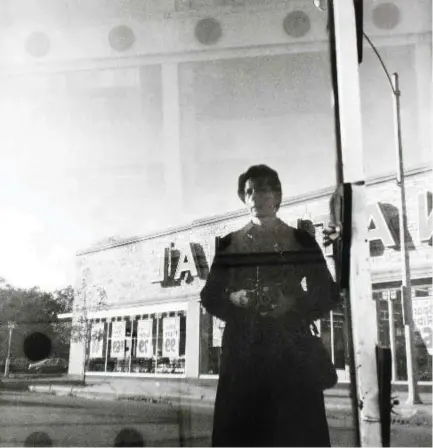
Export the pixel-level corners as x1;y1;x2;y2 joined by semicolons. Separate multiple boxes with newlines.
70;274;109;383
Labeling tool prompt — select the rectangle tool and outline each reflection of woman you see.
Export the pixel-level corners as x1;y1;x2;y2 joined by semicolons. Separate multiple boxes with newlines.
200;165;339;447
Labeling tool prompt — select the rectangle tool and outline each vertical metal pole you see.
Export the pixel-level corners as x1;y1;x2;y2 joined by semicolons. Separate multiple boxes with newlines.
331;1;382;445
156;314;160;373
4;326;14;377
330;311;335;364
392;73;422;404
104;321;109;373
387;296;397;382
129;319;133;374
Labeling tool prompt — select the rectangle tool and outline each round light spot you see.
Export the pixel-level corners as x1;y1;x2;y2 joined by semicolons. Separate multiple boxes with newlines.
25;32;50;58
283;11;311;38
372;3;401;30
195;18;222;45
108;25;136;52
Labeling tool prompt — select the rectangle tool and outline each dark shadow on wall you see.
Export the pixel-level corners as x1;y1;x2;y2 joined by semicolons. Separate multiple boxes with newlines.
192;242;210;280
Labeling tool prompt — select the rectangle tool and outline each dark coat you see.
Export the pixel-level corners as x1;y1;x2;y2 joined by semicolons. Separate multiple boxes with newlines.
200;219;340;447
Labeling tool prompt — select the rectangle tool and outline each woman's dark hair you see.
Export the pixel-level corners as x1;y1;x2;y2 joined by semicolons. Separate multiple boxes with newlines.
237;164;282;209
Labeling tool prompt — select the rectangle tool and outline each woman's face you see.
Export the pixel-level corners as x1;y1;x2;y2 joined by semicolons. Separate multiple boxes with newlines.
244;177;279;219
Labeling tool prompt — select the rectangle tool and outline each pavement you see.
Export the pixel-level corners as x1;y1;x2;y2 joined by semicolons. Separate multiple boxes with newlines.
1;375;431;428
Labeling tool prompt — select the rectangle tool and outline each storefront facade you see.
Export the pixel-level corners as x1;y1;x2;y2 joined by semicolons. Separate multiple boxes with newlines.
69;167;432;385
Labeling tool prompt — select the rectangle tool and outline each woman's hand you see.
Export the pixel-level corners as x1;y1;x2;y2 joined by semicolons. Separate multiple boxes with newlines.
229;289;253;308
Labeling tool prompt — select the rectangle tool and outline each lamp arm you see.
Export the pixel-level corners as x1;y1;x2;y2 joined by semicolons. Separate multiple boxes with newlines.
363;32;397;95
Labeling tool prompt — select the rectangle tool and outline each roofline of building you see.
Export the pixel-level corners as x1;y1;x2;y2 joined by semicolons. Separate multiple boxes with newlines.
77;164;432;256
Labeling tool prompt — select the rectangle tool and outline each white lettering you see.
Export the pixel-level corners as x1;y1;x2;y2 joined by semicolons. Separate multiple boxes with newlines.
174;243;199;280
150;247;168;283
418;191;433;244
367;203;396;247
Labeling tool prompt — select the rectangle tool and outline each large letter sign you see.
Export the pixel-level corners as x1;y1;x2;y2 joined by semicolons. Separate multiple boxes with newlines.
111;321;126;359
174;243;198;280
136;320;154;358
418;191;433;244
367;203;396;247
150;247;168;283
162;317;180;358
89;323;104;358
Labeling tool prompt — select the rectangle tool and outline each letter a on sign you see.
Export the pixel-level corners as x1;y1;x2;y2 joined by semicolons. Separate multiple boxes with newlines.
174;243;198;280
367;203;396;247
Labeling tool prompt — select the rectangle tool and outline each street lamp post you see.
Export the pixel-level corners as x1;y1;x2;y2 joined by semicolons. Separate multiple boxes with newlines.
364;34;422;405
4;321;16;377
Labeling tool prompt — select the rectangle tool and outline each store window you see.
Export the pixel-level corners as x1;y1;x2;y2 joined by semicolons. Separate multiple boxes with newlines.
318;307;346;370
200;308;224;375
412;285;432;382
200;306;347;375
374;284;433;382
87;311;187;375
374;291;391;347
87;320;107;372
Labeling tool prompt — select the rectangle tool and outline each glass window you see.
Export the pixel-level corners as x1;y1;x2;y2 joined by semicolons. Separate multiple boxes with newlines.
375;291;391;347
87;312;187;375
200;309;224;375
320;316;333;359
412;284;432;382
87;320;108;373
393;291;408;381
332;309;346;370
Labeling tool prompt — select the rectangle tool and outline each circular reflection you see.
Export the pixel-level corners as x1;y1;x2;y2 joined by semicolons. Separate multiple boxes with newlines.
283;11;311;38
195;18;222;45
24;432;53;447
25;32;50;58
108;25;136;52
372;3;401;30
114;428;145;447
24;332;52;362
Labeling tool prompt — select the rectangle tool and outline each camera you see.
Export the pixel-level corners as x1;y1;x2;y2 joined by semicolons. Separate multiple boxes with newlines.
250;283;277;314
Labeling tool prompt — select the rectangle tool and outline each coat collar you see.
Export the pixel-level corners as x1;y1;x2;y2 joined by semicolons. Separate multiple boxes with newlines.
241;218;287;238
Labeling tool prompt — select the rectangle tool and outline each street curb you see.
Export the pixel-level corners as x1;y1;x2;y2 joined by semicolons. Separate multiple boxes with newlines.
25;385;432;427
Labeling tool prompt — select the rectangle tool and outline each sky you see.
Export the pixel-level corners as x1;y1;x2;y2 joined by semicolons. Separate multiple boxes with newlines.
0;35;431;292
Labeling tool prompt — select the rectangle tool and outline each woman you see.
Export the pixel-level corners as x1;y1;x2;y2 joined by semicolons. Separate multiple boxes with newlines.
200;164;339;447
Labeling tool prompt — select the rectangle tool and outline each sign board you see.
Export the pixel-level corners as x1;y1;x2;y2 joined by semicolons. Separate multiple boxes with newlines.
89;323;104;358
110;321;126;359
212;317;225;348
136;319;154;358
413;297;432;355
162;316;180;358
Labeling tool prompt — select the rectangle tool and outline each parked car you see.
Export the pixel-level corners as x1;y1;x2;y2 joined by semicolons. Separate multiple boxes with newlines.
28;358;68;374
0;357;30;373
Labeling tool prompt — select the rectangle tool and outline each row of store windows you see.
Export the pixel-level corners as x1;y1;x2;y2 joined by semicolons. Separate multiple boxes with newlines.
373;285;432;382
87;312;187;374
85;284;432;381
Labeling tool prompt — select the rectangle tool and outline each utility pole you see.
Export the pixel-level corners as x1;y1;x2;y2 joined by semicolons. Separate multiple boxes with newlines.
392;73;422;405
362;33;421;405
329;1;382;445
4;321;16;377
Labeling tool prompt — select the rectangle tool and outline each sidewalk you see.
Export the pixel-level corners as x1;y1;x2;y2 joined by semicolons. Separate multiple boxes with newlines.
3;375;430;427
